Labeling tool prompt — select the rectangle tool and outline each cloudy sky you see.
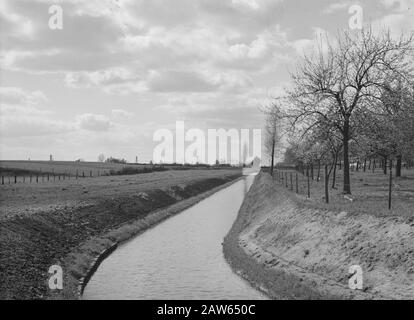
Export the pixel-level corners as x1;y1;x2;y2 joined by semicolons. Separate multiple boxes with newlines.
0;0;413;162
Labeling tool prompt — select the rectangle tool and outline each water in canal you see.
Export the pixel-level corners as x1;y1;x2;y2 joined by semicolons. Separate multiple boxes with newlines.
83;174;267;300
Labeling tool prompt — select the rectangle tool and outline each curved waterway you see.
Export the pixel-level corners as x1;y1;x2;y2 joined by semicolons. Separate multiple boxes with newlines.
83;174;267;300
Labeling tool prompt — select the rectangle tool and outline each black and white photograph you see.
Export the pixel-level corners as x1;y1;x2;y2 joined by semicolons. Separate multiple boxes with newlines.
1;0;414;308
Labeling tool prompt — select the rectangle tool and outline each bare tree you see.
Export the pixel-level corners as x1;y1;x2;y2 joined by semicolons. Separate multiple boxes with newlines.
286;28;413;194
263;103;283;176
98;153;105;162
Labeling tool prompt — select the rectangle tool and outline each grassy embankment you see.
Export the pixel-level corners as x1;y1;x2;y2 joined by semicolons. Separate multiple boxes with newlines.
0;169;241;299
223;171;414;300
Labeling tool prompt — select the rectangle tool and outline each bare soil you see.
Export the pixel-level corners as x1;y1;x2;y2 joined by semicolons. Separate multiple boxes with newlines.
0;169;241;299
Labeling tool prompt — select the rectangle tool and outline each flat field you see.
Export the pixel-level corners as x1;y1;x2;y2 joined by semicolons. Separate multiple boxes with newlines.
0;160;143;176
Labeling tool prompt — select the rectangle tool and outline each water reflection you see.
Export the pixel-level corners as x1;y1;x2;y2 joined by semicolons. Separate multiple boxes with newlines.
83;174;265;300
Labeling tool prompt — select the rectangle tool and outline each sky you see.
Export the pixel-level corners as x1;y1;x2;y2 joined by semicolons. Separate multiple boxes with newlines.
0;0;413;163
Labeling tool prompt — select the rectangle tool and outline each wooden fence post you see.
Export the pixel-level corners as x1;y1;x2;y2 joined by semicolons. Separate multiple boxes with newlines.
285;172;288;188
307;167;310;198
1;175;4;185
290;172;293;190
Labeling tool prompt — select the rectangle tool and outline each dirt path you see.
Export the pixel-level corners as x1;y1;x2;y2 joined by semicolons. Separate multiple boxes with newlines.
0;169;241;299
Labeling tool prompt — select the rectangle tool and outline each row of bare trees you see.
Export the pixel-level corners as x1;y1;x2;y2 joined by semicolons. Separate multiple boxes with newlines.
264;28;414;194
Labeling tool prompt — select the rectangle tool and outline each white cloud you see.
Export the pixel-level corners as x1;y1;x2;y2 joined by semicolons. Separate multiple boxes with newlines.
323;1;352;14
374;0;414;36
0;0;291;95
292;27;332;56
0;87;72;138
77;113;113;131
65;68;142;88
0;86;47;106
147;70;217;92
232;0;261;10
111;108;134;119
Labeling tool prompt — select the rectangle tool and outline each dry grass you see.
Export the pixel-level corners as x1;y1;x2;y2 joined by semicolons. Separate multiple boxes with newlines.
273;168;414;218
229;172;414;299
0;160;137;176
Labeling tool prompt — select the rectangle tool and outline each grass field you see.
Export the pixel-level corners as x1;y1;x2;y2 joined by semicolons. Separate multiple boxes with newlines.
273;167;414;218
0;161;235;181
0;160;145;176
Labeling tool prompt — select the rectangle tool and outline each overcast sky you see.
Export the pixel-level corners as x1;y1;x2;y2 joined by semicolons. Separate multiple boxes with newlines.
0;0;413;162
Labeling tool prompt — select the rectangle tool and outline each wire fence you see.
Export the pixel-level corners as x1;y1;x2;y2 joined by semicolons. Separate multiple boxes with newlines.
0;169;105;185
272;162;401;210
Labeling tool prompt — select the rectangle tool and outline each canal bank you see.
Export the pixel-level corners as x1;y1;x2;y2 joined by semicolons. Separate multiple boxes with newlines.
0;169;242;299
82;175;266;300
61;176;245;300
223;172;414;300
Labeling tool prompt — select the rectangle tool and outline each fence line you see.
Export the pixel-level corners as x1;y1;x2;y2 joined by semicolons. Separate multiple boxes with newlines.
272;162;399;210
0;170;106;185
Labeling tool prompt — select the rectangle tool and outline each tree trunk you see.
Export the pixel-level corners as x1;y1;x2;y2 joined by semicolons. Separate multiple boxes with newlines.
311;164;314;180
331;152;338;189
270;139;275;176
396;154;402;177
342;117;351;194
324;165;329;203
383;155;388;175
317;160;321;181
363;158;367;172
